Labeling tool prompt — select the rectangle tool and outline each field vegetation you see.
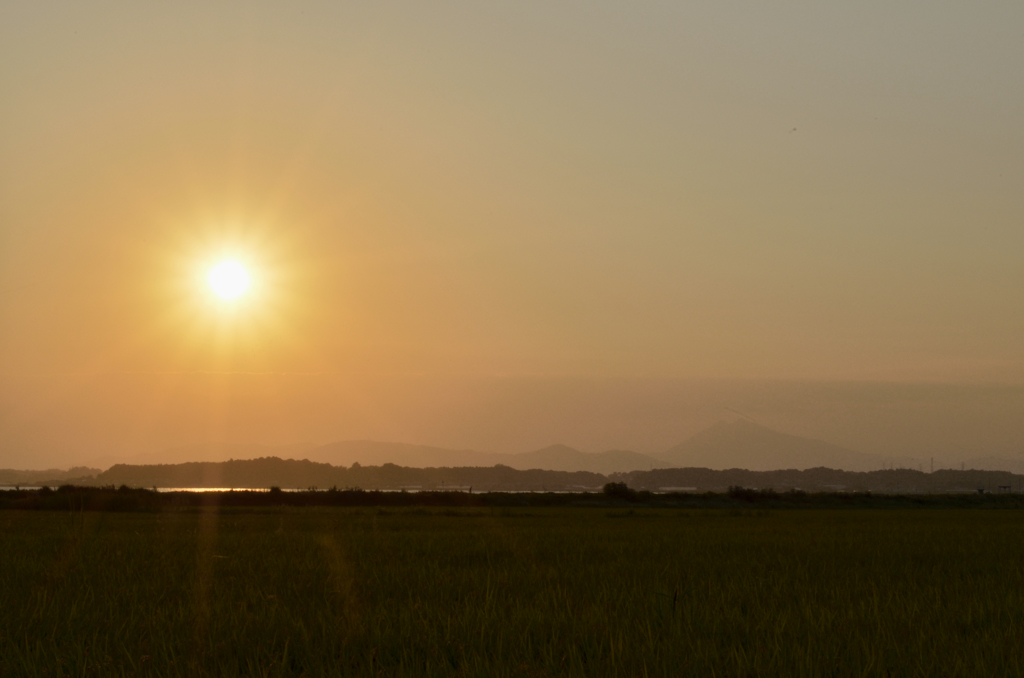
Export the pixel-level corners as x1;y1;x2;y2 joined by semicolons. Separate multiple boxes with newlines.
2;507;1023;676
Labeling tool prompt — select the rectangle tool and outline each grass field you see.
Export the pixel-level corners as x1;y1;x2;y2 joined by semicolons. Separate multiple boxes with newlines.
2;507;1023;676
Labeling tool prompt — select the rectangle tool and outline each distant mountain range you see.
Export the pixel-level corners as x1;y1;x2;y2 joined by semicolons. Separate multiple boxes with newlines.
8;419;1024;492
10;420;1023;478
301;420;887;473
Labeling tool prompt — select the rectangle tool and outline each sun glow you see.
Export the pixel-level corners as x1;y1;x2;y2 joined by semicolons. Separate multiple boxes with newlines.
152;219;314;370
208;260;251;300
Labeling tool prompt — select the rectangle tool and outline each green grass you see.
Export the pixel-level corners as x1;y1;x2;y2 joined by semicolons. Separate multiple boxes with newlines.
2;508;1023;676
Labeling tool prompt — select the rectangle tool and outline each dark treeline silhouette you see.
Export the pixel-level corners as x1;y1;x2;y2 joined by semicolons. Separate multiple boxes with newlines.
85;458;606;492
56;456;1024;495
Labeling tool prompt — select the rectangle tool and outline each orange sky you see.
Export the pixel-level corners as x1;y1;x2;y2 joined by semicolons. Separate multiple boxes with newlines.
2;3;1023;467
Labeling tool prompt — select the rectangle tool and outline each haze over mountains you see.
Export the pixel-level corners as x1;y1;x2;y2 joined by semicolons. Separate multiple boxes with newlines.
654;420;883;472
290;422;885;473
8;420;1024;481
300;421;932;473
8;419;1024;491
81;420;1014;475
7;378;1024;472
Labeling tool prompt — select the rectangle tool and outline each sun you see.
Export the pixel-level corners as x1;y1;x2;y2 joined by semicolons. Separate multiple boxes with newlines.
208;260;251;300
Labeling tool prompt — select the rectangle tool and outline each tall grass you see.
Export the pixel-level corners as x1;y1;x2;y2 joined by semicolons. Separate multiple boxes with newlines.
1;508;1023;676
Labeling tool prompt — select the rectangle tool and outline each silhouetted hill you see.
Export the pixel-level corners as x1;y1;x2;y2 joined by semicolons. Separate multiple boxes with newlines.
304;440;665;473
129;443;316;465
92;457;607;492
306;441;493;468
655;420;880;472
962;456;1024;475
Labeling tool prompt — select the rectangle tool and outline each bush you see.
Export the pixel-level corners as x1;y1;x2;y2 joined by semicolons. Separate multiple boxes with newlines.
603;482;638;501
728;486;778;502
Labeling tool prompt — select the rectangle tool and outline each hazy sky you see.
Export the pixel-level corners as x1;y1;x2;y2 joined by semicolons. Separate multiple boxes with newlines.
2;2;1023;466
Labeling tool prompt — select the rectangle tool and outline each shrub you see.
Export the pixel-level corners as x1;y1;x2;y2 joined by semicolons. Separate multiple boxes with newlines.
603;482;638;501
728;486;778;502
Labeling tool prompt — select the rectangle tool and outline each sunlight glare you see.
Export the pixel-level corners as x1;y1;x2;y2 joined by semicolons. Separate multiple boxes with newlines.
208;260;251;300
